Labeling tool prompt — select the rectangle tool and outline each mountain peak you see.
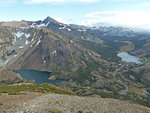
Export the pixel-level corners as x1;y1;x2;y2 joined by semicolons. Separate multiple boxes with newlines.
45;16;52;20
43;16;57;24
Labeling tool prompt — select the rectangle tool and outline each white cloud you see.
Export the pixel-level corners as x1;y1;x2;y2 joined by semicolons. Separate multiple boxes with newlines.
83;11;150;29
0;0;17;6
24;0;100;4
86;11;116;18
136;3;150;7
55;18;75;24
112;0;140;1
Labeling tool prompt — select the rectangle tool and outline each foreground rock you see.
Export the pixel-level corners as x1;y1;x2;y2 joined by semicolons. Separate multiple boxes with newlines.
8;93;150;113
0;70;23;84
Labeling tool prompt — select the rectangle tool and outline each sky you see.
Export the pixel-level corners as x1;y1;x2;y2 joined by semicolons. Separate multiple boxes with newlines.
0;0;150;30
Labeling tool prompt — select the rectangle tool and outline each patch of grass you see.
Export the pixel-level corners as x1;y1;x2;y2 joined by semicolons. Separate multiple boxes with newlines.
114;40;133;52
0;102;3;106
86;110;93;113
50;108;63;113
0;83;74;95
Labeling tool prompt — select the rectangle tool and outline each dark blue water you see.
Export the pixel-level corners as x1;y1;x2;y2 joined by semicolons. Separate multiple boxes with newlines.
13;70;64;85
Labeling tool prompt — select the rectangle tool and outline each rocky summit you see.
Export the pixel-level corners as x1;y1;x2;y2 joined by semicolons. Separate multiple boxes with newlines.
7;94;150;113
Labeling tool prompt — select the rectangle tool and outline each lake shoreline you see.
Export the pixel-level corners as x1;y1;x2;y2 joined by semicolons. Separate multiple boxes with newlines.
13;69;65;85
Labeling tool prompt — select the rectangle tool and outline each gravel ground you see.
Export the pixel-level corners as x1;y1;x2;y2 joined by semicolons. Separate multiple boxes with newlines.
6;93;150;113
0;92;42;113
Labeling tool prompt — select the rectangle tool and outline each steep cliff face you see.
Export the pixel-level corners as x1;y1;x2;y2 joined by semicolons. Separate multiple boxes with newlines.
0;27;14;67
0;27;13;55
7;28;107;77
9;29;76;72
0;27;33;68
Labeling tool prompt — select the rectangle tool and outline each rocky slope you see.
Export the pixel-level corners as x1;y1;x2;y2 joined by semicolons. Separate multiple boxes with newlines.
0;21;30;27
7;93;150;113
0;69;22;84
0;92;42;112
6;28;107;75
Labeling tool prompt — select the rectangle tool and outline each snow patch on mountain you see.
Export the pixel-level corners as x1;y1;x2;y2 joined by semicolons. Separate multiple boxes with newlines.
67;28;71;31
25;34;31;39
52;50;57;56
77;29;87;32
15;31;24;38
59;25;72;31
25;40;30;45
4;59;10;64
36;40;41;46
30;21;50;28
15;32;31;39
19;46;24;48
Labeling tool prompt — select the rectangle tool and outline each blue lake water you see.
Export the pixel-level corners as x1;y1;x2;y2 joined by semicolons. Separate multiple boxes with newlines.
13;70;64;85
117;52;141;64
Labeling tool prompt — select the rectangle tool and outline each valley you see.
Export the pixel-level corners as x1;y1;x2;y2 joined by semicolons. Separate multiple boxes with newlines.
0;16;150;112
